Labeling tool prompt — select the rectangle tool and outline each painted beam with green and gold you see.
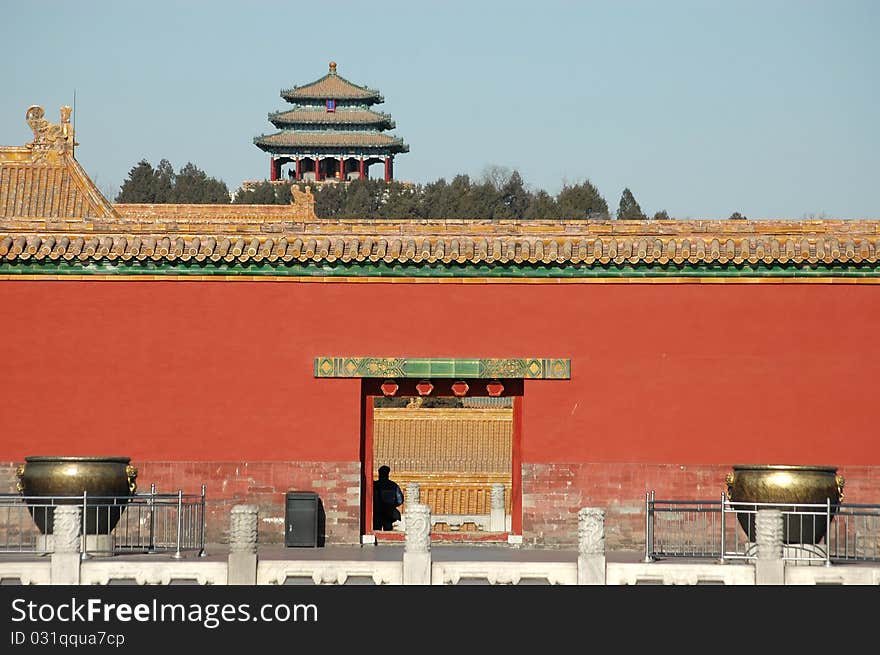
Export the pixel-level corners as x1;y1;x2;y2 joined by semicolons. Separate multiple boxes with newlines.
314;357;570;379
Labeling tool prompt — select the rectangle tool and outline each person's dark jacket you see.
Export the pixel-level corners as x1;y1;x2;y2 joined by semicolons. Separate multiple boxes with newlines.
373;477;404;529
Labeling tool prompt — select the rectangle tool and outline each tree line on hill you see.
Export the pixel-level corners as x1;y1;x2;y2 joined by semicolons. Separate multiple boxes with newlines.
115;159;231;204
116;159;747;219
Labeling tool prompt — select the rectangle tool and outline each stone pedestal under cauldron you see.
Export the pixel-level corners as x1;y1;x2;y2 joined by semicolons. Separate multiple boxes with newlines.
16;456;138;552
725;464;844;545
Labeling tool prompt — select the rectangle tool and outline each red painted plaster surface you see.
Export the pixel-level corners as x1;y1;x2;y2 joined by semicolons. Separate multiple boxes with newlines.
1;280;878;467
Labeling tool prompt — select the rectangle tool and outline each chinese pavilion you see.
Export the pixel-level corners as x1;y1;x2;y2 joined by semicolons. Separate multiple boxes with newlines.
254;62;409;183
2;105;880;550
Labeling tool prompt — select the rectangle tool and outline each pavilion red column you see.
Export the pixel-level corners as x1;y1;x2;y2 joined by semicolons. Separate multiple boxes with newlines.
339;156;345;180
269;157;277;181
384;156;391;182
295;157;301;181
314;157;322;181
358;157;365;179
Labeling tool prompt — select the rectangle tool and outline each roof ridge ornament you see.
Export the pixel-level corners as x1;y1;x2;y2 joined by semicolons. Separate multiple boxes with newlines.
329;61;337;75
25;105;78;157
291;184;316;217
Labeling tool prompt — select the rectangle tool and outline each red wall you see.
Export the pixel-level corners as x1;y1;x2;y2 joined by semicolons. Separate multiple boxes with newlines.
2;280;878;466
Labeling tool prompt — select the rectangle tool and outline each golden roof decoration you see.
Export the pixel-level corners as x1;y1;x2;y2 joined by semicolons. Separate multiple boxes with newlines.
25;105;77;155
1;105;117;220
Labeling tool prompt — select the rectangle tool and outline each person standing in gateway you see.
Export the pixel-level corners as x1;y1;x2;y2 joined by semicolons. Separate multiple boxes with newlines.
373;465;404;531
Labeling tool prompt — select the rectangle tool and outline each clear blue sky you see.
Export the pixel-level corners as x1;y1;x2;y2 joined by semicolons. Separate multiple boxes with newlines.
2;1;877;218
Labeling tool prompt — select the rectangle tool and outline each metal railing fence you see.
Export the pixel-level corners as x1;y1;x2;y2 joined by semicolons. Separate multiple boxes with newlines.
645;491;880;564
0;485;206;558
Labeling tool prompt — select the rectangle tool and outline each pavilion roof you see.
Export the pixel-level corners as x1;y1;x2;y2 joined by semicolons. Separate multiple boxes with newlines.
254;130;409;151
281;63;382;103
269;108;394;129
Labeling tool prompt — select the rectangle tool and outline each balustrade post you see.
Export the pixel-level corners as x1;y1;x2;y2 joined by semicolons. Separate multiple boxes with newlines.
577;507;606;585
754;509;784;585
50;506;82;585
403;503;431;585
401;483;420;531
228;504;259;584
489;483;506;532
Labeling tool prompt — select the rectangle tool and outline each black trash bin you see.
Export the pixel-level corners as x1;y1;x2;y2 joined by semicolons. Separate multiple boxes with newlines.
285;491;323;547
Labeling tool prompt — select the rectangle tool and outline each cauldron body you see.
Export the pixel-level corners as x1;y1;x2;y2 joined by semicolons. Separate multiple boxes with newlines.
16;457;137;535
726;464;844;544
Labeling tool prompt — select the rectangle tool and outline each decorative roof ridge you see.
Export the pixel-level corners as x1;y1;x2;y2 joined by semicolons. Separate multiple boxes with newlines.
64;155;120;219
4;215;880;239
0;105;117;220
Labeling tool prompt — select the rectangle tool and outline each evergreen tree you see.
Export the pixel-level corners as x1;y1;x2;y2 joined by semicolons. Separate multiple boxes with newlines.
421;179;457;219
340;180;375;218
653;210;671;220
448;175;473;219
314;180;346;217
231;185;255;204
173;162;230;203
495;170;530;219
729;211;747;220
524;190;559;220
556;180;609;219
252;182;279;204
116;160;156;202
273;183;292;205
616;188;646;220
467;180;502;218
379;182;421;218
232;181;277;204
117;159;229;203
152;159;175;203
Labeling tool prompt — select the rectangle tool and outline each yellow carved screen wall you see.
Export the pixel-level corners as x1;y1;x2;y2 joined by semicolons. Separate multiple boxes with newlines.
372;407;512;522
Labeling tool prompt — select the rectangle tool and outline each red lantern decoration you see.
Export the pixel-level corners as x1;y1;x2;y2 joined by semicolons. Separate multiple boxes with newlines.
380;380;399;397
451;380;469;397
415;380;434;396
486;380;505;397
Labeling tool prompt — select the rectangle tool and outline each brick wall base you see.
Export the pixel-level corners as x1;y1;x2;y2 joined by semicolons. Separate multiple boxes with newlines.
522;463;880;549
3;461;879;550
0;463;19;494
0;461;362;546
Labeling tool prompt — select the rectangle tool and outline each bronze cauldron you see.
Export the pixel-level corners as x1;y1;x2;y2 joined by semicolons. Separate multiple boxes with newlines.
16;456;138;535
725;464;844;544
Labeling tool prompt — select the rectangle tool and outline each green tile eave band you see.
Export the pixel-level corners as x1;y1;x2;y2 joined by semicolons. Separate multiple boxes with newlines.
1;258;879;278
